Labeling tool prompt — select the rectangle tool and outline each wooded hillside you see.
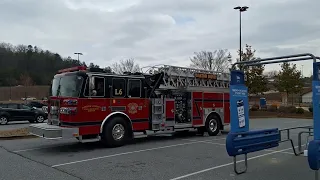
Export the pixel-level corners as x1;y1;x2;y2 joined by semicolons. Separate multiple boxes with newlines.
0;42;99;87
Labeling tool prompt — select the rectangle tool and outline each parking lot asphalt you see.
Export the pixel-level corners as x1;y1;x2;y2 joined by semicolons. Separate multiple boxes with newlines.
0;118;315;180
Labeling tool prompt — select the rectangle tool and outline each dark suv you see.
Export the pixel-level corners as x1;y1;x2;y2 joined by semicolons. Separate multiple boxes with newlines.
0;103;48;125
26;101;47;112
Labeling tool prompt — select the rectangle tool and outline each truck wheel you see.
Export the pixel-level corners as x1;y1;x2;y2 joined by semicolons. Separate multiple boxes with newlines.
101;116;131;148
205;114;221;136
0;116;9;125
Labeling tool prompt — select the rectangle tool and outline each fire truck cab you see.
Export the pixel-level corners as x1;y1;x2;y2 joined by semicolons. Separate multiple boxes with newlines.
29;65;230;147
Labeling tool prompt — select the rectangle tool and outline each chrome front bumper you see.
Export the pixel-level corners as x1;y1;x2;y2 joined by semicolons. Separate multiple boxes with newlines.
29;123;79;140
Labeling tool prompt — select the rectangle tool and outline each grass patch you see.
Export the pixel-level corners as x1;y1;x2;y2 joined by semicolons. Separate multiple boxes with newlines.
0;127;32;138
250;111;313;119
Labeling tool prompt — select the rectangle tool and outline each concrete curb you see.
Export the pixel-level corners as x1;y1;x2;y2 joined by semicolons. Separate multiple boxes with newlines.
0;134;37;140
250;116;313;119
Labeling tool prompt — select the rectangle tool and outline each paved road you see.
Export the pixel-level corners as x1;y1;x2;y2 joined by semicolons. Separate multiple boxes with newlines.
0;118;314;180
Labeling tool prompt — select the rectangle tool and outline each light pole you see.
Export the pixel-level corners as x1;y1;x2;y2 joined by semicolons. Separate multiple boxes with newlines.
234;6;249;63
227;52;233;70
74;52;83;61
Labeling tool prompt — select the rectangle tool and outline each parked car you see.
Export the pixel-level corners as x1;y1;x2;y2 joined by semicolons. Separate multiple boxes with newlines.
21;96;37;101
26;101;47;112
0;103;47;125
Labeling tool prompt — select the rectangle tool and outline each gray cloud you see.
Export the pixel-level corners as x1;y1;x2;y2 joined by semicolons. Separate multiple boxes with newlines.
0;0;319;74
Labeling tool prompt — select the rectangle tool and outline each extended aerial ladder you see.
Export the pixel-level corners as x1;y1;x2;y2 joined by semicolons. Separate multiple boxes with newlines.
144;65;231;90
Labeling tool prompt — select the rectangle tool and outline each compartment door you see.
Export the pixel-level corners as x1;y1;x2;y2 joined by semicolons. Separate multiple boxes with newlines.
165;99;175;127
192;92;204;126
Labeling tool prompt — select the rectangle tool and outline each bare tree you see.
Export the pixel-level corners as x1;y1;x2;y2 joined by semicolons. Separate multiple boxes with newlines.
19;73;33;86
112;58;141;74
190;49;231;72
264;70;278;78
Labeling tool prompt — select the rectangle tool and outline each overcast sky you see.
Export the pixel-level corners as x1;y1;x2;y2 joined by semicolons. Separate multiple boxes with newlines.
1;0;319;76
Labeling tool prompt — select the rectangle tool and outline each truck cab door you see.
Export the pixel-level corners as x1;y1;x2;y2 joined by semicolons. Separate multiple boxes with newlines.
192;92;204;126
165;99;175;127
125;79;149;131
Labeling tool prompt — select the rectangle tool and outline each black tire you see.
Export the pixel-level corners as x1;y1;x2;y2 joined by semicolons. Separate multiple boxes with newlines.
197;127;205;136
100;116;131;148
35;115;45;123
205;114;221;136
0;115;9;125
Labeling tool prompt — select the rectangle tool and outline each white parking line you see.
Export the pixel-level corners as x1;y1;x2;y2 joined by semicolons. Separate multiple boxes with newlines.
264;149;295;155
182;137;226;142
13;147;47;153
51;140;214;168
169;147;295;180
182;139;225;146
184;139;299;154
13;137;226;153
200;141;225;146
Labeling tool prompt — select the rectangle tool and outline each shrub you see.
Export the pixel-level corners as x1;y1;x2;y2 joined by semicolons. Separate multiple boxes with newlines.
309;107;313;113
260;104;267;110
296;108;305;114
268;104;278;112
288;106;297;113
251;104;259;111
278;106;287;113
278;105;297;113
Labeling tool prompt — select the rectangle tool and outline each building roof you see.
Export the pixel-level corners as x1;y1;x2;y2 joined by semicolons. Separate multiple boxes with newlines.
301;87;312;95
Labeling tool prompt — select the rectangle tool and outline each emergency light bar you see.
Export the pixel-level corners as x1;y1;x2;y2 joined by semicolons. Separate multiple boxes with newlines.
58;66;87;74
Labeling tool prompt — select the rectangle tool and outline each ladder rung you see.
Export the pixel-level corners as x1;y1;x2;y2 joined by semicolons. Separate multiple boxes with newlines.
150;64;230;89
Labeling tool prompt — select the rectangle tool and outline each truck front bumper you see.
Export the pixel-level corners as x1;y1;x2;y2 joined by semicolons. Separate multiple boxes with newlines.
29;123;79;139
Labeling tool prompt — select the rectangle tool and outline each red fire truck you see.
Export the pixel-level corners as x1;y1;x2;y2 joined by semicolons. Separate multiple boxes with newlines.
29;65;230;147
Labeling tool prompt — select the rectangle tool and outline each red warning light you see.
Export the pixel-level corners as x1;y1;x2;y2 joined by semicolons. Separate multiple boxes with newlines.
58;66;87;74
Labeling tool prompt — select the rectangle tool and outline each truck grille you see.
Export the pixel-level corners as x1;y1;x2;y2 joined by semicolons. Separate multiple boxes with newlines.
48;99;60;126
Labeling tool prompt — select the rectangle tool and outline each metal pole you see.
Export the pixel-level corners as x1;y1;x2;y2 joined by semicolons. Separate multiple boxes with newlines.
9;85;11;101
9;75;12;101
231;53;318;69
239;11;242;63
234;6;248;66
74;52;82;61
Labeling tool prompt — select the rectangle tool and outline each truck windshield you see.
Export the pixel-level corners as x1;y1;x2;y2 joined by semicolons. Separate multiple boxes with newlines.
51;75;83;97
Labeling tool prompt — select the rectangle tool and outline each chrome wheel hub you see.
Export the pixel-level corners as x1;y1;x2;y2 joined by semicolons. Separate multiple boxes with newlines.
0;117;8;125
112;124;125;141
209;119;217;132
37;116;44;122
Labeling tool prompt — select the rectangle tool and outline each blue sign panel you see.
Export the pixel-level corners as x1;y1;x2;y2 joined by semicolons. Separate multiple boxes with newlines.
313;62;320;81
308;62;320;171
313;81;320;140
230;70;245;85
230;84;249;132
